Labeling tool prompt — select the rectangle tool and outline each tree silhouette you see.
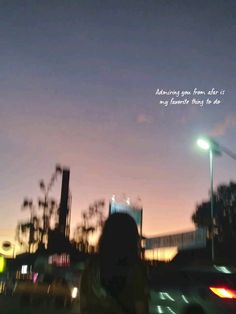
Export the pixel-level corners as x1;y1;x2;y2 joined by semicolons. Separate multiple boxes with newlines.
38;166;62;245
73;199;106;252
16;199;42;252
192;181;236;244
15;165;62;252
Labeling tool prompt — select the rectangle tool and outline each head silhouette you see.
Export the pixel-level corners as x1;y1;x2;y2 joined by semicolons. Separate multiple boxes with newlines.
98;212;140;265
98;212;140;296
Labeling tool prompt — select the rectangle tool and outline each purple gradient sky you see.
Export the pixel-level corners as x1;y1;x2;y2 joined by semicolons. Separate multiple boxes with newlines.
0;0;236;249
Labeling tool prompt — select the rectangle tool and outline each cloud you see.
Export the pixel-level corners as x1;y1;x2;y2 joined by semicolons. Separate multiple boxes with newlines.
209;116;236;136
136;114;152;125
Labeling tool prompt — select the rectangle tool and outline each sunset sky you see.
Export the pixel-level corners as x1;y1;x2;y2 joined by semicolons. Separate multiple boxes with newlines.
0;0;236;254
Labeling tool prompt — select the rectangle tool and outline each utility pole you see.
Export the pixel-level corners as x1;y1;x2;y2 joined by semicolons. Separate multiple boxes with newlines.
58;168;71;239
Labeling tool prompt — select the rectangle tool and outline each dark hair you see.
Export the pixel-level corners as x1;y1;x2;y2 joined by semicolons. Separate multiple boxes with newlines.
98;212;140;297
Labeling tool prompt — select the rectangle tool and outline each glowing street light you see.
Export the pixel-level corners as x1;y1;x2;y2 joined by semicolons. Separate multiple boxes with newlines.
197;138;210;150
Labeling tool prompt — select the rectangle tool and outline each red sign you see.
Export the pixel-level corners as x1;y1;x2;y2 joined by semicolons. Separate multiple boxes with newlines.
48;254;70;267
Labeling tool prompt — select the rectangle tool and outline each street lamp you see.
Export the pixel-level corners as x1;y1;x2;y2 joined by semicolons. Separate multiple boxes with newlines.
197;137;221;263
197;137;236;262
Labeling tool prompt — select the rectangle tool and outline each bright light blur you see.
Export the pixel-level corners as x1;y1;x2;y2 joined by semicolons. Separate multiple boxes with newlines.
209;287;236;299
214;265;232;274
0;281;5;293
197;138;210;150
0;256;6;273
145;247;177;261
181;294;189;304
157;305;164;313
21;265;28;274
33;272;38;283
71;287;78;299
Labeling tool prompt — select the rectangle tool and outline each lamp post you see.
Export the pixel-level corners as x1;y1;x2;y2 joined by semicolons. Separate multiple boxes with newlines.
197;137;236;262
197;137;221;263
209;148;214;262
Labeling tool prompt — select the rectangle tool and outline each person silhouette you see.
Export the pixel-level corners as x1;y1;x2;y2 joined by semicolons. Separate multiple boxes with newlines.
80;212;149;314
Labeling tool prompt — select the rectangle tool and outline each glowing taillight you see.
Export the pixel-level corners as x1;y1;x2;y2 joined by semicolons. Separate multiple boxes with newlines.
209;287;236;299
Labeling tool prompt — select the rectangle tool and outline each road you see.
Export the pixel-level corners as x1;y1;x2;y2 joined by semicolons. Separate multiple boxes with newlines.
0;295;80;314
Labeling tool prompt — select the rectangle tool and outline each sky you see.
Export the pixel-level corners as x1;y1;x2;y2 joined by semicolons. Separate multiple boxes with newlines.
0;0;236;254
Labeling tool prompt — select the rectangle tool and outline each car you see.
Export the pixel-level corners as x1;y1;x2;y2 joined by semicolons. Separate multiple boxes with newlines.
13;275;79;309
48;277;73;309
13;279;50;306
148;265;236;314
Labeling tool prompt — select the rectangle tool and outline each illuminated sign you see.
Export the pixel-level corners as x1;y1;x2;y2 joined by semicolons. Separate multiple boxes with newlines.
48;254;70;267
